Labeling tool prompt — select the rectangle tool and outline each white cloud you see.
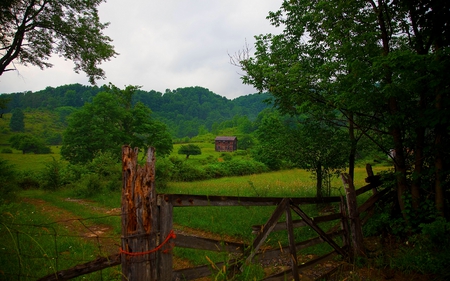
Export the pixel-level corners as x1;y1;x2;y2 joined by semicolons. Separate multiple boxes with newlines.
0;0;282;99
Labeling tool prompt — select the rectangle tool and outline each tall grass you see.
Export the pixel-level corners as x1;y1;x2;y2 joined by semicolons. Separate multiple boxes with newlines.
0;201;121;280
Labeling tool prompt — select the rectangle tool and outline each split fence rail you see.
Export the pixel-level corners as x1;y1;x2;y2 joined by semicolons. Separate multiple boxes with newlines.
38;146;385;281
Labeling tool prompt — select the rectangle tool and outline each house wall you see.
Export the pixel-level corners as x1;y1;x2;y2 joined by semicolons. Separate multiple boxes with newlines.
215;140;236;152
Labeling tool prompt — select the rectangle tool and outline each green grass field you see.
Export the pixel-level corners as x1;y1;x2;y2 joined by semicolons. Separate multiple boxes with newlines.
0;134;391;279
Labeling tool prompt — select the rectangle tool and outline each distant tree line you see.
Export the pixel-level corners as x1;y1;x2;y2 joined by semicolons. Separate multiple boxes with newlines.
0;84;271;138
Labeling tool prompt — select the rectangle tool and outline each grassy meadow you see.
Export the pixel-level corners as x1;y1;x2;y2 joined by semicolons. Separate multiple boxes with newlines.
0;118;392;279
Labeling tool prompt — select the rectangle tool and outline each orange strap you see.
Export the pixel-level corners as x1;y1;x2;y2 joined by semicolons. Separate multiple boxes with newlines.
120;230;176;256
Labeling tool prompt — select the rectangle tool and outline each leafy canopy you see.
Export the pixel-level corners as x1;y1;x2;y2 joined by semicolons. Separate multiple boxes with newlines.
178;144;202;159
0;0;117;83
61;85;173;164
9;133;51;154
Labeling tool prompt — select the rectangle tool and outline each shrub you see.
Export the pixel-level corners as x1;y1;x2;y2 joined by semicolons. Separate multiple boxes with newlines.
171;160;207;182
72;173;102;197
204;163;231;178
220;153;232;161
1;148;13;153
16;170;40;189
0;159;18;204
156;157;174;190
40;157;65;190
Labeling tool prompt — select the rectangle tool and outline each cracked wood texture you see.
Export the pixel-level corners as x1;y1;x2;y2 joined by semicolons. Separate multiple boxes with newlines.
121;146;158;281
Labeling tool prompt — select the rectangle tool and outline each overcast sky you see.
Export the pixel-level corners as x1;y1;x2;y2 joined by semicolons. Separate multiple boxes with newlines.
0;0;282;100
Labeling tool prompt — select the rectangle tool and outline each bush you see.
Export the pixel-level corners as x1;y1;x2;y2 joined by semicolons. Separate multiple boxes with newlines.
1;148;13;153
0;159;18;204
40;158;64;190
72;173;102;197
171;159;207;182
219;159;268;176
16;170;40;189
156;157;175;190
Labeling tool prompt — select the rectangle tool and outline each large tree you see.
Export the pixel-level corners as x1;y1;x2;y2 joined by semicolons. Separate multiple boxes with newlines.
0;0;117;83
178;144;202;159
61;86;173;164
236;0;450;220
253;110;348;197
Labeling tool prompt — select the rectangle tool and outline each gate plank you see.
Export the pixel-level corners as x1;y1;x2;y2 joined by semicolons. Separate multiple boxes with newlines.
290;204;346;257
285;201;299;281
244;198;290;266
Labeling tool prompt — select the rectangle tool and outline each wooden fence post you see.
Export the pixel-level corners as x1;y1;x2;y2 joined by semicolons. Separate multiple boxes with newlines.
341;173;365;259
158;195;174;280
121;146;158;281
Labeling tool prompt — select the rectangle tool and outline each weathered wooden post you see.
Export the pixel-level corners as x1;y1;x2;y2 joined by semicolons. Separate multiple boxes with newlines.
121;146;158;281
341;173;365;259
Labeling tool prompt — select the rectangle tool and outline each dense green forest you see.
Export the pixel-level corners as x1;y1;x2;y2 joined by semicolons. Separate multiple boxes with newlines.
0;84;271;138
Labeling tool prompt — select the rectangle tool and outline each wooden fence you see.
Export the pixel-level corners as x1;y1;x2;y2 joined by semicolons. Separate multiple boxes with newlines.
38;147;384;281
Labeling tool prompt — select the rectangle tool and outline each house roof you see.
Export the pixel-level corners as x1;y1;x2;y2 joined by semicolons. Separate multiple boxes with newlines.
215;136;237;141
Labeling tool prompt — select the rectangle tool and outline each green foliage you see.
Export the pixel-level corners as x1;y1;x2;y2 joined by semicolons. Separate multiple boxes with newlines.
2;84;271;139
16;170;40;189
9;108;24;132
61;86;173;164
0;158;18;204
72;173;102;197
237;134;255;150
1;148;12;153
238;0;450;223
0;95;10;117
9;133;52;154
39;157;64;191
390;218;450;277
0;0;117;83
178;144;202;159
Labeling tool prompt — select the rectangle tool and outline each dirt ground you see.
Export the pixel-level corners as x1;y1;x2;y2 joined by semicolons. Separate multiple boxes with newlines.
24;197;435;281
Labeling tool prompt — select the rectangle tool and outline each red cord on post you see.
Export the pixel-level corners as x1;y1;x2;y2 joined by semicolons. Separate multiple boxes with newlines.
120;230;176;256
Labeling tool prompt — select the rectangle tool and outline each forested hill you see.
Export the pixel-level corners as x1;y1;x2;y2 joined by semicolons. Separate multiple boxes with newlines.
1;84;272;138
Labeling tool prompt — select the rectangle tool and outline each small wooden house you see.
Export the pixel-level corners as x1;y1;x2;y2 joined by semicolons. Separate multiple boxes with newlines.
215;136;238;152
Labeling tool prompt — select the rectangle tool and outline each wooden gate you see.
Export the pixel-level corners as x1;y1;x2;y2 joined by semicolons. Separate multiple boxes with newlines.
37;146;384;281
119;146;383;281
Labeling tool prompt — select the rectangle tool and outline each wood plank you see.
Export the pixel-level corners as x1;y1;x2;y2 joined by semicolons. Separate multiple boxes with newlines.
341;173;365;258
121;146;158;281
244;198;290;266
290;204;346;257
285;201;299;281
159;194;341;207
256;230;343;262
252;213;342;234
37;254;120;281
175;233;245;253
355;181;382;196
358;186;391;213
159;194;173;281
340;196;350;249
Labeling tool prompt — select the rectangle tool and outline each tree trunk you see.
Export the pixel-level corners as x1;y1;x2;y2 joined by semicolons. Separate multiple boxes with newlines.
390;98;409;221
348;112;357;181
316;161;323;198
411;126;424;210
434;93;445;216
